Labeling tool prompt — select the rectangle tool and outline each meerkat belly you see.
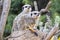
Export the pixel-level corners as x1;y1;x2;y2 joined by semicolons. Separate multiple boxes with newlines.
18;19;25;30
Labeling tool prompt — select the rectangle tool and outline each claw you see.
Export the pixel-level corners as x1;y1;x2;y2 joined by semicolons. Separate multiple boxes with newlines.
29;27;35;32
28;27;38;36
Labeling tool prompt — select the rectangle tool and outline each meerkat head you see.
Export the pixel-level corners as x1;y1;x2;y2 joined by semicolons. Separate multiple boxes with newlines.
22;4;32;12
30;11;40;19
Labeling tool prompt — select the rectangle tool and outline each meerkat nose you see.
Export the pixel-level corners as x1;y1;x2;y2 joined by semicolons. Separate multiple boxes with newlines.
28;7;30;9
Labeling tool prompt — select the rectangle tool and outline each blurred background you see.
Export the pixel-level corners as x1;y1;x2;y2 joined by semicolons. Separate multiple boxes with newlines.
3;0;60;39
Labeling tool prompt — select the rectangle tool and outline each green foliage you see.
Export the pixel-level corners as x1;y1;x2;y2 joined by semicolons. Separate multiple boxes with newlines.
23;0;34;6
23;0;31;4
40;15;46;22
50;0;60;15
50;0;60;25
53;0;60;13
4;14;16;37
10;0;23;14
7;14;16;26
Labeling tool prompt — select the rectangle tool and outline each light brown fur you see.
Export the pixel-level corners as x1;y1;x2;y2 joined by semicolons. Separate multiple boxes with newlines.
11;4;32;33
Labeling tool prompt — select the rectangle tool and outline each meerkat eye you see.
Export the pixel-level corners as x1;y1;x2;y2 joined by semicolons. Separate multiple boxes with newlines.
25;6;27;8
29;6;31;8
31;13;32;16
34;13;37;15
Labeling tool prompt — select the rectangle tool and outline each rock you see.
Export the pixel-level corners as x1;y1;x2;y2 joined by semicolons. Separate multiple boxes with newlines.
8;29;45;40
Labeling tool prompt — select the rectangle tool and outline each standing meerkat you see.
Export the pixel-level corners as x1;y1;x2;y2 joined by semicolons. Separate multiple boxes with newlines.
12;4;32;32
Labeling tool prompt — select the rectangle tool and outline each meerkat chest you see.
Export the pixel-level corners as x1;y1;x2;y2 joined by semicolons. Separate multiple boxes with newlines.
24;18;35;24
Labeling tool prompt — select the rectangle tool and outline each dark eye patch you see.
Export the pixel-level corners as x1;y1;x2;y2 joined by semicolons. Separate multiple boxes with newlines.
34;13;37;15
25;6;27;8
31;13;32;16
29;6;31;8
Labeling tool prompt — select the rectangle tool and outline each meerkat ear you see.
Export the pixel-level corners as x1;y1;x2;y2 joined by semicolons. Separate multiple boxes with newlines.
31;13;32;16
22;7;24;11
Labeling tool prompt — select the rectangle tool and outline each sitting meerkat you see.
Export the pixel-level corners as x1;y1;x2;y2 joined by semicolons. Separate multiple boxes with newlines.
4;11;41;39
11;4;32;32
14;11;40;36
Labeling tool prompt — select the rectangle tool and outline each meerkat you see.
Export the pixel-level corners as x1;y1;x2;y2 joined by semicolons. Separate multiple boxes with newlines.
11;4;32;33
14;11;40;36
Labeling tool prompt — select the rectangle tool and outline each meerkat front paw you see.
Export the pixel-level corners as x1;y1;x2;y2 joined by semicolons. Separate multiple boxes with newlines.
28;27;38;36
